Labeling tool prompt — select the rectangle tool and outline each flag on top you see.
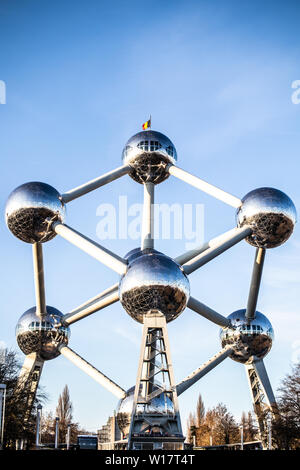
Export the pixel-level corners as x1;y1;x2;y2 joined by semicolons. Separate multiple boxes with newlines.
142;117;151;130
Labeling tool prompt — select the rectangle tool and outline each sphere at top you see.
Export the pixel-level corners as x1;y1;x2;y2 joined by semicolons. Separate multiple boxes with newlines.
122;130;177;184
236;187;296;248
219;309;274;364
16;306;70;360
5;182;65;243
119;249;190;323
116;386;174;438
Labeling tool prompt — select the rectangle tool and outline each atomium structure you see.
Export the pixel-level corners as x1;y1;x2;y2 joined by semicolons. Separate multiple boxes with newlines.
5;128;297;450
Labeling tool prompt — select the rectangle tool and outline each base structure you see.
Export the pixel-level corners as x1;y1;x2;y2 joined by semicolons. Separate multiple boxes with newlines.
127;312;184;450
17;353;44;422
245;360;278;449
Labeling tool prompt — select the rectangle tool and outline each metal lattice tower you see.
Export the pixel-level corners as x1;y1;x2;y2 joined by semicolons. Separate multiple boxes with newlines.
5;127;297;450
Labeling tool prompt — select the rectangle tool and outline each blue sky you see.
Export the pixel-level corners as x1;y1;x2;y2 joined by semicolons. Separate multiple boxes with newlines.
1;0;300;434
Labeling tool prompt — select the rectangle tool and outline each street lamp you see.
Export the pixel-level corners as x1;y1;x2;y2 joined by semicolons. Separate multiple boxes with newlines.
209;426;214;447
55;417;59;449
240;424;244;450
36;404;42;448
66;424;71;450
267;414;272;450
0;384;6;450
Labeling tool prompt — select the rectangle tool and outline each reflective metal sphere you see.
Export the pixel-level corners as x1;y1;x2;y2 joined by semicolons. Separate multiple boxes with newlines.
5;182;65;243
119;250;190;323
116;386;174;438
122;130;177;184
236;187;296;248
16;306;70;360
220;309;274;364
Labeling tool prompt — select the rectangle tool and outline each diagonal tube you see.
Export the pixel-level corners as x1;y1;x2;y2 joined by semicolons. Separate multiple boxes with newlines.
58;345;126;399
246;248;266;322
175;227;240;266
176;345;233;396
187;296;231;328
141;182;154;250
32;243;46;316
251;359;277;408
168;165;242;208
61;165;130;203
182;226;252;275
52;222;128;275
63;284;119;325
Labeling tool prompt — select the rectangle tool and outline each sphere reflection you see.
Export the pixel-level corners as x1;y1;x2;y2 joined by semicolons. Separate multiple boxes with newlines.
16;306;70;360
220;309;274;364
122;130;177;184
5;182;65;243
236;187;296;248
119;250;190;323
116;386;174;438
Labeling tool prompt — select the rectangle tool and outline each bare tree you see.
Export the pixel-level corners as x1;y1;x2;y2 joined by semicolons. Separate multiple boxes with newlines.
240;411;258;442
213;403;239;445
272;361;300;449
186;412;196;444
56;385;73;442
196;394;205;427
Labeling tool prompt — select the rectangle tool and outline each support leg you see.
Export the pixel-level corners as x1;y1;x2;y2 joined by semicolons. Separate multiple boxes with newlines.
245;359;278;449
128;312;184;450
17;353;44;422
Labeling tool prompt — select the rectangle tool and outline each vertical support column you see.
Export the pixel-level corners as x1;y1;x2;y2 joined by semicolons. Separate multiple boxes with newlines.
32;243;46;317
17;353;44;422
141;182;154;250
245;361;278;449
128;312;184;450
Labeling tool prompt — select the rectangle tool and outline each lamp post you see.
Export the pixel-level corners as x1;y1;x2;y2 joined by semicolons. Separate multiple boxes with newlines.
240;424;244;450
209;425;214;447
66;424;71;450
55;417;59;449
0;384;6;450
267;414;272;450
35;404;42;448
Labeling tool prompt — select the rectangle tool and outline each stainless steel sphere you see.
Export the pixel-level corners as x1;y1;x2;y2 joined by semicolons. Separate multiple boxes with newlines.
116;386;174;438
220;309;274;364
119;249;190;323
16;306;70;360
5;182;65;243
122;130;177;184
236;187;296;248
